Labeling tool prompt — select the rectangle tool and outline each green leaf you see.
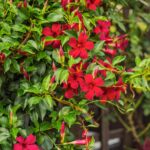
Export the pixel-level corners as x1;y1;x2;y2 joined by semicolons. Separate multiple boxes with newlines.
68;56;81;67
47;11;64;22
28;96;42;107
44;95;53;110
12;59;20;72
39;103;47;121
42;75;51;91
135;56;142;66
60;69;69;84
59;36;70;46
0;128;10;143
105;71;116;80
64;112;76;127
112;56;126;66
54;68;63;83
44;36;56;42
59;107;70;117
4;58;11;73
94;41;104;52
27;40;38;50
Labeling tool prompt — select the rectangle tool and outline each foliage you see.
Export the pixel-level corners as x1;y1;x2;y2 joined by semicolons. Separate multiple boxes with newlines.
0;0;149;150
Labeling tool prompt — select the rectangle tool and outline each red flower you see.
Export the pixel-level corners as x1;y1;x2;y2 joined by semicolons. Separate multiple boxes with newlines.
63;82;78;98
86;0;102;10
68;63;84;89
64;63;84;98
61;0;73;10
94;20;111;40
101;78;126;101
115;35;128;51
94;58;114;77
81;74;104;100
104;35;128;55
13;134;39;150
42;23;62;48
68;32;94;59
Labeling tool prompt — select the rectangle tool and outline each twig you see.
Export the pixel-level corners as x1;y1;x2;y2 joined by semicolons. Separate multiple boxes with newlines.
127;114;140;144
138;123;150;138
115;110;131;131
52;95;99;127
42;0;49;14
18;23;34;49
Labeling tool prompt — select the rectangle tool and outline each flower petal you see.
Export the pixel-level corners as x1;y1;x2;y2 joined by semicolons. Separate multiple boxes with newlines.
78;32;88;43
85;41;94;50
69;49;80;58
52;40;61;48
94;87;104;97
88;4;97;10
68;38;77;48
26;144;39;150
70;80;78;89
13;144;23;150
65;89;74;99
42;27;52;36
79;49;88;59
25;134;36;145
94;77;104;86
51;23;61;35
84;74;93;84
85;90;94;100
16;136;24;144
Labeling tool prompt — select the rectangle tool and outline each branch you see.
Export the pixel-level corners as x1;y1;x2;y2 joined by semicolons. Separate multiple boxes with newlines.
115;110;131;131
138;123;150;138
42;0;49;14
52;95;99;127
18;23;34;49
127;114;140;144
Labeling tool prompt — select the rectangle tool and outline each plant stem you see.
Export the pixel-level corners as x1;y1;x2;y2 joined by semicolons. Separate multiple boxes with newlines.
115;110;131;131
127;114;140;144
52;95;99;127
138;123;150;138
18;23;34;49
42;0;49;14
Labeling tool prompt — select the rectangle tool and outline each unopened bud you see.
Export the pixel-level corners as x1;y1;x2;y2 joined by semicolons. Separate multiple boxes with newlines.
24;0;27;8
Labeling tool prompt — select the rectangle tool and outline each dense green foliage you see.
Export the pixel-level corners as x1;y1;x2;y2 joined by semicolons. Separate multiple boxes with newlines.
0;0;149;150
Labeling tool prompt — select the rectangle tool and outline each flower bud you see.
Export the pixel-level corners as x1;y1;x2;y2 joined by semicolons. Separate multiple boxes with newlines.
82;130;88;138
52;62;57;71
70;137;91;145
59;46;65;64
0;52;6;61
59;46;64;57
60;122;65;143
24;0;27;8
50;75;55;85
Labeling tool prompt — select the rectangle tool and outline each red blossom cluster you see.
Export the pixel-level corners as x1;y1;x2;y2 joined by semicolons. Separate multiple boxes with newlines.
61;0;102;11
42;1;128;103
94;20;128;56
13;134;39;150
